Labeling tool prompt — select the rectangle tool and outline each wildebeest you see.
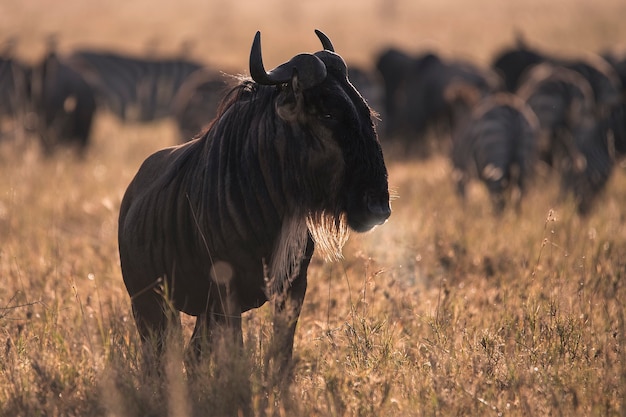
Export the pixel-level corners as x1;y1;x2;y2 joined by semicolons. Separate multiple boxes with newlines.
608;99;626;156
491;36;547;93
556;95;626;215
517;63;595;169
375;47;414;138
559;110;620;215
602;48;626;97
376;48;501;151
563;53;623;118
450;92;539;213
31;44;97;155
118;30;391;372
169;68;230;142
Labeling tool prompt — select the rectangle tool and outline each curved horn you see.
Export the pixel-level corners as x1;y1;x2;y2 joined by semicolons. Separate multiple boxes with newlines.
250;31;277;85
250;31;328;88
315;29;335;52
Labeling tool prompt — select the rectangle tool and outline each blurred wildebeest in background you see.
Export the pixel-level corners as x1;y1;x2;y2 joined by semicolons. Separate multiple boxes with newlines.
492;37;622;110
375;47;414;138
516;63;596;170
347;64;386;134
376;47;501;154
30;41;97;155
562;53;623;118
118;30;391;375
608;99;626;155
491;35;548;93
68;49;203;122
602;48;626;97
559;103;626;215
450;92;539;214
494;39;626;214
169;68;230;142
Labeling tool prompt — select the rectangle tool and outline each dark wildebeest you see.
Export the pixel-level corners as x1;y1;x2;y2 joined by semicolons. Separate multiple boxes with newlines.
517;63;595;170
602;48;626;97
491;37;547;93
170;68;229;142
118;30;391;372
31;46;97;155
377;48;501;151
559;98;626;215
559;53;623;119
375;47;414;138
608;99;626;156
450;92;539;213
560;112;617;215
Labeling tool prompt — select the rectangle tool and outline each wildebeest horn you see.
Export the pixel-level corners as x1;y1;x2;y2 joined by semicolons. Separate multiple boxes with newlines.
313;30;347;77
315;29;335;52
314;50;348;77
250;31;328;88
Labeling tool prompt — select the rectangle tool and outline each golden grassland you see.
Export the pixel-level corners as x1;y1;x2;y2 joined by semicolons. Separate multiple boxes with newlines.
2;0;626;415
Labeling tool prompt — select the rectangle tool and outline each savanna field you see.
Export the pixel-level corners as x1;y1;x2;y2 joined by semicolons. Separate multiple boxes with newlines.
2;0;626;415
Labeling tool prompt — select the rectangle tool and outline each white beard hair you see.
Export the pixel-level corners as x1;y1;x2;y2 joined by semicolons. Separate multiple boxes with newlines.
266;211;349;297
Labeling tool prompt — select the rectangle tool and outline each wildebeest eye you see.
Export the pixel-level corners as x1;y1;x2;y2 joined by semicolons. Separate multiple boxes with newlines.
319;112;338;124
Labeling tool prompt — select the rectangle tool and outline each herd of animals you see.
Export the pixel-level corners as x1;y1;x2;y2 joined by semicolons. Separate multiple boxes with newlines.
1;35;625;216
2;29;626;378
377;39;626;215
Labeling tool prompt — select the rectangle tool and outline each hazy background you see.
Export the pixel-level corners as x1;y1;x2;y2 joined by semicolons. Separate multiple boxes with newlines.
3;0;626;71
2;1;626;415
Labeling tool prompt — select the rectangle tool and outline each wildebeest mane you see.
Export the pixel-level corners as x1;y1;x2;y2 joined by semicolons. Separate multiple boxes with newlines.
152;77;347;294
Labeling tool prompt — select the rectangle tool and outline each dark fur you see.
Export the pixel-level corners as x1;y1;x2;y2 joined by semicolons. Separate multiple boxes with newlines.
517;63;596;168
491;40;547;92
118;33;390;370
32;50;96;155
561;114;616;215
376;48;500;148
451;93;538;213
559;96;626;215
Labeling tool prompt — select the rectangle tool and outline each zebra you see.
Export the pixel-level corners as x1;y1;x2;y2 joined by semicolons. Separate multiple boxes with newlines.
68;49;203;122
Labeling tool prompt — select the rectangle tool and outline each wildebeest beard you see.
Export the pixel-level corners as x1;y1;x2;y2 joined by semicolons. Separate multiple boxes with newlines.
267;209;348;297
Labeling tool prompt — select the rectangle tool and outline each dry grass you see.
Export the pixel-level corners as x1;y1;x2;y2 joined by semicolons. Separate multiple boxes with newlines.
2;0;626;416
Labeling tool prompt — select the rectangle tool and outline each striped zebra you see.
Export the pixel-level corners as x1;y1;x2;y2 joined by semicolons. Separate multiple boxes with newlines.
0;46;32;139
68;49;203;122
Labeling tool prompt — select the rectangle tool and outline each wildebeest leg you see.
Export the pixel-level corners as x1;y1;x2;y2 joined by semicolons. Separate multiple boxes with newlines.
452;169;467;201
268;238;314;378
188;281;243;360
512;169;524;214
489;191;506;215
188;281;252;417
131;290;180;370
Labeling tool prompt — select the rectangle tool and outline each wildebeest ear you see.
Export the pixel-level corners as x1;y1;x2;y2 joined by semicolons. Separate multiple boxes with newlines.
275;71;305;122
